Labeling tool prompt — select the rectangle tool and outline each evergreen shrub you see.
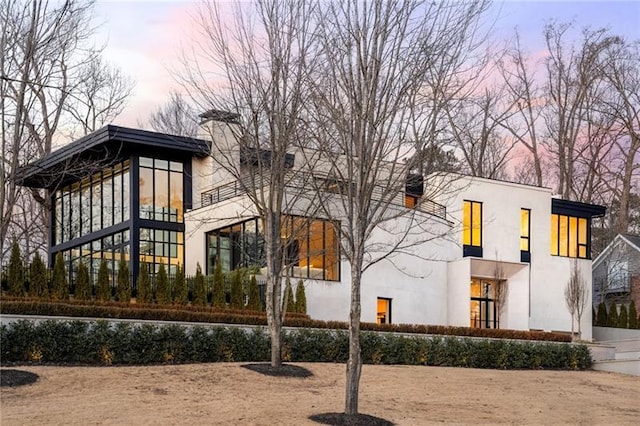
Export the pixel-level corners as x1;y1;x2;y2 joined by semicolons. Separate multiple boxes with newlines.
295;280;307;314
96;259;111;301
173;264;188;305
29;252;48;299
607;302;619;328
596;302;608;326
192;263;207;307
116;258;131;303
137;263;152;304
52;252;69;300
156;264;170;304
8;241;25;297
629;301;639;329
75;261;91;301
247;275;261;311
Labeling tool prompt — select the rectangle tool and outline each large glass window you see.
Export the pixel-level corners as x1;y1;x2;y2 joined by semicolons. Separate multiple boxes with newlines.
138;157;184;223
463;200;482;257
139;228;184;278
470;279;496;329
206;216;340;281
550;214;589;259
53;160;130;245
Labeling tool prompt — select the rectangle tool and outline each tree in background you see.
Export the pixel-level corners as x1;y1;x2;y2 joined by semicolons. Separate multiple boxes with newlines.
96;259;110;301
564;261;589;339
212;261;225;308
29;251;48;298
136;263;152;304
51;252;68;300
173;264;188;305
75;261;91;301
295;280;307;314
116;258;130;303
7;240;24;296
156;264;170;304
145;91;199;137
247;275;261;311
493;259;509;329
192;263;207;307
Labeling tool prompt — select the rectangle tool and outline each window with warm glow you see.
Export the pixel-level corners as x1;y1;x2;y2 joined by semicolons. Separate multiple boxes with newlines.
405;194;419;209
377;298;391;325
520;209;530;251
463;200;482;247
550;214;589;258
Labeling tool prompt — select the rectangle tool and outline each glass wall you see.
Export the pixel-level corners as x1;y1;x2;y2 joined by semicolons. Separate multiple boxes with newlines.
53;160;130;246
139;157;183;222
139;228;184;277
56;229;130;291
550;214;589;258
206;216;340;281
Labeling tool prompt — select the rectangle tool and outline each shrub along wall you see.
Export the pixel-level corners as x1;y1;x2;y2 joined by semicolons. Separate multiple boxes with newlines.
0;297;572;342
0;320;592;370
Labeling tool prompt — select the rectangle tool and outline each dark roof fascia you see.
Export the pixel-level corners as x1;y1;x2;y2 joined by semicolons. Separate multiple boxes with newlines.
17;125;210;187
551;198;607;219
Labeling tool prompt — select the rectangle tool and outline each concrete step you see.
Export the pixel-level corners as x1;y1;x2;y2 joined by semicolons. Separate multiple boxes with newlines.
598;339;640;352
593;359;640;376
614;350;640;361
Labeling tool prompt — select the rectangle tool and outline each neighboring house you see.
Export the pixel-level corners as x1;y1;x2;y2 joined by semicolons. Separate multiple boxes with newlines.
18;117;606;339
592;234;640;309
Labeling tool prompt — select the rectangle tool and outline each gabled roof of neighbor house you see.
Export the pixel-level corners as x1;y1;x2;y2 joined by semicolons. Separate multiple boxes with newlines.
17;125;211;189
593;233;640;268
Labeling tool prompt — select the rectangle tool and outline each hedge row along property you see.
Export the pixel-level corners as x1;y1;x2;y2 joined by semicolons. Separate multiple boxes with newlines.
0;320;591;370
593;301;640;329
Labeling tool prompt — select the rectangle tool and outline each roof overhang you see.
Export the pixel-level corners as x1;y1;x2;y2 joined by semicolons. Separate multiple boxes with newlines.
16;125;211;189
551;198;606;219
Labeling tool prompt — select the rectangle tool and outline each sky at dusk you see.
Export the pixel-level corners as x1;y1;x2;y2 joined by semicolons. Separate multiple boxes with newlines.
91;0;640;128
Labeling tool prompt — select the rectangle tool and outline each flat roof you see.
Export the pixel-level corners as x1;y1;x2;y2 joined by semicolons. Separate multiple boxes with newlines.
17;125;210;189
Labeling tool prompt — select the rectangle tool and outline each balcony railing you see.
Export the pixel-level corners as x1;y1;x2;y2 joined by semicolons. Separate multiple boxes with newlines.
196;173;447;221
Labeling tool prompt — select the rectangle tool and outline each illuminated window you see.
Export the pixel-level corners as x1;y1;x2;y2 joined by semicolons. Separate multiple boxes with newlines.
463;200;482;257
206;216;340;281
470;279;497;329
139;157;184;222
377;298;392;325
520;209;531;262
405;194;419;208
550;214;589;259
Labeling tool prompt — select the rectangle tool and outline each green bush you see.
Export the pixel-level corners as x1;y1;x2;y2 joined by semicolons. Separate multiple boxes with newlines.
284;278;295;314
618;304;629;329
0;320;591;370
607;302;619;328
29;252;48;299
229;270;243;309
596;302;608;326
137;263;152;304
156;264;170;304
629;301;639;329
212;261;225;308
8;241;25;297
96;259;111;301
52;252;69;300
75;261;91;301
192;263;207;307
295;280;307;314
247;275;261;311
116;258;131;303
173;264;187;305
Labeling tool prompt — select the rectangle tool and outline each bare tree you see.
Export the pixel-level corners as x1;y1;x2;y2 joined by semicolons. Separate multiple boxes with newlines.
182;0;317;368
492;257;508;329
145;91;199;137
305;0;491;415
564;260;589;340
1;0;133;263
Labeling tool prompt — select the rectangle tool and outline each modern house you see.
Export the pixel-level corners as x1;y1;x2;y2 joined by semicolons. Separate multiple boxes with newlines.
593;234;640;308
18;116;606;339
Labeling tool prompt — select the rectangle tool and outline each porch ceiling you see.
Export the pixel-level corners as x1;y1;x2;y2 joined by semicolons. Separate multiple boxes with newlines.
470;258;527;280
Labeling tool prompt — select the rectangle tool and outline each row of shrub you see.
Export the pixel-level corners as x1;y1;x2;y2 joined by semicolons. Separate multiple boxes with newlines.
0;298;572;342
2;242;307;314
0;320;591;370
593;301;639;329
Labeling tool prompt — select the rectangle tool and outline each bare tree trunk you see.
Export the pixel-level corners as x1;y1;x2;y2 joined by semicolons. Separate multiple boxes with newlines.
345;249;363;415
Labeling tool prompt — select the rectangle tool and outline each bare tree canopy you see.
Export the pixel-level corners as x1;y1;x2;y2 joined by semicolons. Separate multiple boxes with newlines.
145;91;199;137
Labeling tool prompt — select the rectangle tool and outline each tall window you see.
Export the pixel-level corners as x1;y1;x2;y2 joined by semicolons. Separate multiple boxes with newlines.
377;298;392;325
470;279;496;329
53;160;130;246
520;209;531;262
550;214;588;258
139;157;184;222
139;228;184;277
463;200;482;257
206;216;340;281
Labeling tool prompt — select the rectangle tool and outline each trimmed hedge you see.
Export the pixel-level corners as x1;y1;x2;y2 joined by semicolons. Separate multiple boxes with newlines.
0;297;571;342
0;320;591;370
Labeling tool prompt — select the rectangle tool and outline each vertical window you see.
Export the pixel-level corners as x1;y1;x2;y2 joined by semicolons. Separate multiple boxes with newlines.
520;209;531;262
463;200;482;257
550;214;590;259
405;194;419;209
139;157;184;223
377;298;392;325
470;279;497;329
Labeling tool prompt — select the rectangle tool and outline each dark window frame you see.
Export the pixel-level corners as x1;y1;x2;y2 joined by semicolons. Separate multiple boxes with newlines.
463;200;483;258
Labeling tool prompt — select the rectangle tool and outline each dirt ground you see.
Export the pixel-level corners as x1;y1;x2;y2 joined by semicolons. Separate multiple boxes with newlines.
1;363;639;425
